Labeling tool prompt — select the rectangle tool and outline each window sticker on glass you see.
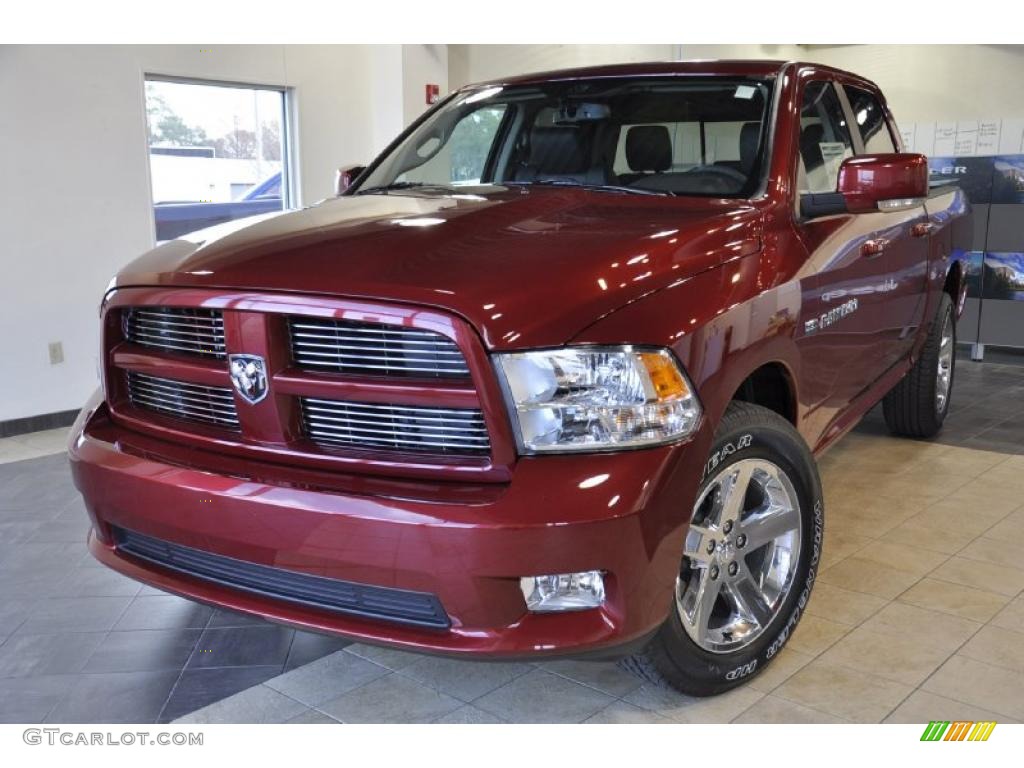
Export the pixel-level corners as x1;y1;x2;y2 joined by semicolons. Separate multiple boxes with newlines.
819;142;849;190
734;85;756;100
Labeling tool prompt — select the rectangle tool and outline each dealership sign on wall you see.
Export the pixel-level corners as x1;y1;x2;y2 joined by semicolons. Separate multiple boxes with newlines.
901;119;1024;351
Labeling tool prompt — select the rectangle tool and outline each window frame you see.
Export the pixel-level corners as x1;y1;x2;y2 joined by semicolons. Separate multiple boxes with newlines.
141;73;296;246
793;78;858;198
836;82;900;156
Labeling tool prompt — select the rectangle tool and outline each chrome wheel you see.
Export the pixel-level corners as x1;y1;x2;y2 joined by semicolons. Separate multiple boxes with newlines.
936;311;954;415
676;458;802;654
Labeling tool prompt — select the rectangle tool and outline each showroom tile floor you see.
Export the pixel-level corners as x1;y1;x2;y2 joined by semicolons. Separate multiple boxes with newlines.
1;354;1023;723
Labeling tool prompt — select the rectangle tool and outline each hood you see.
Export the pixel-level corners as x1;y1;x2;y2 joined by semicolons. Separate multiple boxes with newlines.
113;187;763;349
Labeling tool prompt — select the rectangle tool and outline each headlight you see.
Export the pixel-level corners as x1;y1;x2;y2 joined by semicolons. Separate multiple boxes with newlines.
495;347;701;453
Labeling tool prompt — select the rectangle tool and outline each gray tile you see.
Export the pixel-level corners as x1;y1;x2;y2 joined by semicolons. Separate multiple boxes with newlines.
343;642;423;671
0;632;106;677
58;566;142;597
286;708;339;723
474;668;615;724
399;656;533;702
284;631;350;671
113;595;214;631
625;682;765;723
540;659;644;698
434;704;506;723
319;673;462;723
83;629;202;673
174;684;307;724
0;598;35;636
265;650;388;706
16;597;132;635
0;674;74;723
159;666;282;722
186;625;294;669
28;514;91;544
46;670;181;724
584;700;673;724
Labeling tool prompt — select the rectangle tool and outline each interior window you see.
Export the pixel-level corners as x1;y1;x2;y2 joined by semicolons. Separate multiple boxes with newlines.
797;81;855;195
402;105;507;185
844;84;897;154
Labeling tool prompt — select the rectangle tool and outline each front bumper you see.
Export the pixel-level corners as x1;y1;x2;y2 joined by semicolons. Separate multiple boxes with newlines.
69;392;708;658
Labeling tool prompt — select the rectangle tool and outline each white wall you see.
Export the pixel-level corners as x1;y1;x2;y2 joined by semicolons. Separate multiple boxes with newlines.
803;45;1024;124
0;44;409;422
402;45;448;127
447;44;679;88
450;44;1024;126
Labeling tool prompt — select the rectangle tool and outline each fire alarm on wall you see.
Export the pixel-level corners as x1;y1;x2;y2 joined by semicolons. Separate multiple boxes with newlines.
425;84;440;105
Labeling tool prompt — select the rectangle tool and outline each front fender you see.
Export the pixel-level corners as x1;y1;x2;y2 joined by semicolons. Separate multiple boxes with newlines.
570;252;803;434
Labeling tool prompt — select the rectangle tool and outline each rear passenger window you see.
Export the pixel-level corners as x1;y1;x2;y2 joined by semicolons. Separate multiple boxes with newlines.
844;85;897;154
797;81;855;194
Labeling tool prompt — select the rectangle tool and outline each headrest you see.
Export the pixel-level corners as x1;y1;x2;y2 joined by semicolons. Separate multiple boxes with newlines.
527;127;589;175
800;123;826;170
626;125;672;173
740;122;761;174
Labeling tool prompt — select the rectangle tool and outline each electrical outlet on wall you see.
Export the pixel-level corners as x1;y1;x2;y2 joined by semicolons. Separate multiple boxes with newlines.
48;341;64;365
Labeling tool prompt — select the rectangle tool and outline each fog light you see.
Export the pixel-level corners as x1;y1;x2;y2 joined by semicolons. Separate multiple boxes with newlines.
520;571;605;612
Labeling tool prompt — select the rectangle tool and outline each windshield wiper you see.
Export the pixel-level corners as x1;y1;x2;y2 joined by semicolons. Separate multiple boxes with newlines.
355;181;458;196
505;180;671;197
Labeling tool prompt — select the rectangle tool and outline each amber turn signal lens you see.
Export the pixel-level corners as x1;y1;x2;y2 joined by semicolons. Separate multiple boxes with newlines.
639;351;690;401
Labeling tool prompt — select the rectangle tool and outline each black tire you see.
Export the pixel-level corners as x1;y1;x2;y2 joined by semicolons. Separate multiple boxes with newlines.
620;401;824;697
882;294;955;438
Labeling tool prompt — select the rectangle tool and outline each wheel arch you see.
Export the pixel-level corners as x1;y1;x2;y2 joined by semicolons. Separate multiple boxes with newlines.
944;258;967;319
729;361;799;427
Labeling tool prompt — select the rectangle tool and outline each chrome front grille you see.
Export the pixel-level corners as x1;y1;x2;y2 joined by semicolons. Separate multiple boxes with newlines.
288;317;470;378
124;307;226;359
301;398;490;455
127;371;240;430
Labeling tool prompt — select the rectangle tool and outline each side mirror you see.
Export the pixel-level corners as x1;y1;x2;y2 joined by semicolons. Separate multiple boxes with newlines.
801;153;928;218
335;164;366;196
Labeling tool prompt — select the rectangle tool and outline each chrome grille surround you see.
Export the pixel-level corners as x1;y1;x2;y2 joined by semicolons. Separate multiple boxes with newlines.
288;317;470;378
127;371;240;430
123;307;226;359
301;398;490;455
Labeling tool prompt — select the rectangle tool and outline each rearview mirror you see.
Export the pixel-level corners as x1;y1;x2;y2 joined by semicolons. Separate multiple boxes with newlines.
335;164;366;196
801;153;928;218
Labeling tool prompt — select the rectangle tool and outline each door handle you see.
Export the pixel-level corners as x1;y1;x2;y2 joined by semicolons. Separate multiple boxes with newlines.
861;238;889;257
912;222;935;238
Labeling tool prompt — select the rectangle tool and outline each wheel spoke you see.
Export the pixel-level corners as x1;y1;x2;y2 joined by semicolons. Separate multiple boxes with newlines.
741;502;800;550
679;570;723;639
719;462;754;523
725;571;773;628
683;524;714;565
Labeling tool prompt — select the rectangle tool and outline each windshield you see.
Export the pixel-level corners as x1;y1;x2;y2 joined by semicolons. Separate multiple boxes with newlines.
356;77;774;198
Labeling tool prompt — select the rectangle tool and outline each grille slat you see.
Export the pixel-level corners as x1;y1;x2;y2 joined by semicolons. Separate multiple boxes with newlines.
302;398;490;455
124;307;226;359
114;527;450;629
288;317;470;378
127;372;240;430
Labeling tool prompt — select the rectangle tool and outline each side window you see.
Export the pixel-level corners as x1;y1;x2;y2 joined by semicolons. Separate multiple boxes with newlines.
404;105;507;185
797;81;855;194
844;85;897;154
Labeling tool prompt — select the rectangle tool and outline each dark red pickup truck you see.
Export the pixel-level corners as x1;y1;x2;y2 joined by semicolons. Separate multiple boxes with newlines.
70;60;970;696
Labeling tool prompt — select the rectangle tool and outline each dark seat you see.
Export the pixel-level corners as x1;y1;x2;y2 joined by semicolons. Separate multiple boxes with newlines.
619;125;672;185
515;126;603;184
713;121;761;174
